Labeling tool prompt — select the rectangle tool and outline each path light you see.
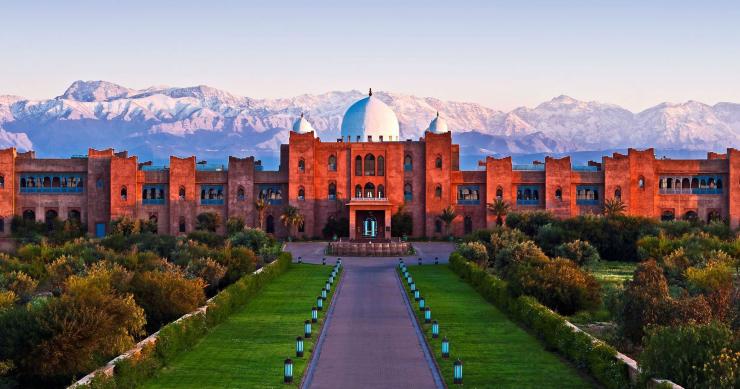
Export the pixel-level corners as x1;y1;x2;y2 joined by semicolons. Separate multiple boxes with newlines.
284;358;293;384
304;320;312;338
329;275;334;284
325;281;331;292
424;307;431;323
419;296;425;311
407;276;413;285
432;320;439;338
298;256;302;264
442;337;450;358
453;359;463;384
414;290;420;301
410;283;416;292
311;307;318;323
418;257;422;266
296;336;304;357
317;296;323;310
321;288;327;299
322;257;326;265
435;256;439;265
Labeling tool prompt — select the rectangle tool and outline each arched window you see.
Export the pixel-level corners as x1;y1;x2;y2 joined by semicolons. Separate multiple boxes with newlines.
328;182;337;199
533;189;539;201
682;178;690;189
614;187;622;200
404;183;412;201
435;156;442;169
355;156;362;176
23;210;35;221
266;215;275;233
355;184;362;198
524;188;532;200
377;156;385;176
435;185;442;198
661;210;675;221
638;176;645;189
404;155;413;171
708;177;716;188
364;183;375;198
120;186;128;201
707;210;721;222
96;177;103;188
45;209;58;231
179;217;187;233
434;219;442;233
464;215;473;234
20;177;26;188
496;187;503;200
158;189;164;199
593;190;599;200
237;186;245;201
377;185;385;198
691;178;699;189
51;177;60;188
179;186;186;200
298;186;305;200
555;188;562;200
298;159;305;172
68;209;81;222
149;188;156;199
364;154;375;176
43;177;51;188
142;187;148;199
683;210;698;221
149;214;158;234
328;155;337;171
716;178;723;189
208;188;216;199
0;175;4;189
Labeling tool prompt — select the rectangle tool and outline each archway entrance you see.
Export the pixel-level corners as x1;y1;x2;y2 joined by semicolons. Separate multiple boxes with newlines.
363;215;378;238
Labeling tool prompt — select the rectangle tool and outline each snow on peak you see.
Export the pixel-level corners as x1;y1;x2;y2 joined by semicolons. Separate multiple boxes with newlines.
60;80;137;102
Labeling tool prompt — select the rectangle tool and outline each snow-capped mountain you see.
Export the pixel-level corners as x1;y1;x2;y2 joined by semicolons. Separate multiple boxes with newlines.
0;81;737;168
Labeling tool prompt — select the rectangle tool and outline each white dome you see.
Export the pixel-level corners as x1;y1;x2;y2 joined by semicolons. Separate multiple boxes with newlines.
427;111;449;134
340;89;400;142
292;113;315;135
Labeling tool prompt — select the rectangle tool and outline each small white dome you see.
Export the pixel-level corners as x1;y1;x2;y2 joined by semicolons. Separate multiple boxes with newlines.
292;113;315;135
340;89;400;141
427;111;449;134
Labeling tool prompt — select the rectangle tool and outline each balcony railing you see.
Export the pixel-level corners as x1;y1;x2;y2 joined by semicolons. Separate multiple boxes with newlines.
513;164;545;171
404;164;412;172
200;199;225;205
457;199;480;205
572;165;600;172
20;187;84;194
143;199;165;205
659;188;722;195
516;199;540;205
351;197;389;202
576;199;600;205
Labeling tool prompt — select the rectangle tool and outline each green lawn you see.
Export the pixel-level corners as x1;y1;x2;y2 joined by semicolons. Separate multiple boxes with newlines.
143;263;336;388
585;261;637;287
403;265;593;388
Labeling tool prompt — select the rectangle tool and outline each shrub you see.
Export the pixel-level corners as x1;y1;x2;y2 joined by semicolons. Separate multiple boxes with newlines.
617;260;670;343
45;255;85;294
0;271;38;303
187;257;227;294
702;348;740;389
0;290;16;310
195;212;221;232
130;269;206;332
505;211;557;237
229;228;272;252
225;217;245;235
218;246;257;285
556;240;601;266
391;206;413;238
640;322;733;388
322;216;349;239
456;241;488;266
186;230;225;248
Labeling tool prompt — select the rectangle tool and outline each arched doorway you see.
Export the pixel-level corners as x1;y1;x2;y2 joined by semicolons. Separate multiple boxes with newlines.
266;215;275;234
661;210;675;221
464;215;473;235
683;210;698;221
22;209;35;221
45;209;59;231
363;214;378;238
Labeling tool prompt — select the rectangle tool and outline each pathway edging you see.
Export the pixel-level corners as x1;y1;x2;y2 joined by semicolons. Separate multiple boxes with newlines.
395;267;446;389
300;265;346;388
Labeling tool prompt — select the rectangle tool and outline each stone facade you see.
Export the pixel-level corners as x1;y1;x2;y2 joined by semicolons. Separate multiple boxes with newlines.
0;138;737;239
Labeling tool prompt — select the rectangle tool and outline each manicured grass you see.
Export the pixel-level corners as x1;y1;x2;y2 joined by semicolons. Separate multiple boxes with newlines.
403;265;593;388
585;261;637;287
143;263;337;388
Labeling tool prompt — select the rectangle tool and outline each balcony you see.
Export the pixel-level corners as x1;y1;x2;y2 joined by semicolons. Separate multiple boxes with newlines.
404;163;412;172
659;188;722;195
457;199;480;205
513;164;544;171
516;199;540;206
20;187;83;194
201;198;225;205
143;198;165;205
576;199;600;206
572;165;600;172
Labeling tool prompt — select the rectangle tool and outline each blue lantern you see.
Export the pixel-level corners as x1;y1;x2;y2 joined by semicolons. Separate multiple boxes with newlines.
424;307;431;323
407;277;413;285
419;296;425;311
296;336;304;357
410;283;416;292
311;307;318;323
317;296;323;310
414;290;420;301
418;257;422;265
325;281;331;292
441;337;450;358
304;320;312;338
432;320;439;338
329;275;334;284
298;256;302;264
322;257;326;265
321;288;327;299
435;256;439;265
453;359;463;384
284;358;294;383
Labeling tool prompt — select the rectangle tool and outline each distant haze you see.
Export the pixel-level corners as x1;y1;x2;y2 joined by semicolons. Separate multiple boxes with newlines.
1;1;740;111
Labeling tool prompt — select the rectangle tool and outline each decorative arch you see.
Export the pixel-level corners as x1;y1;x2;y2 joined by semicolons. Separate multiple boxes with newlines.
555;187;562;200
355;184;362;198
328;155;337;171
237;186;245;201
68;209;81;222
661;210;675;221
364;154;375;176
120;186;128;201
355;155;362;176
435;155;442;169
298;158;305;172
404;183;413;200
178;186;186;200
614;186;622;200
638;176;645;189
495;186;503;200
23;209;35;221
435;185;442;198
377;156;385;176
298;186;306;200
683;210;698;221
364;182;375;198
328;182;337;199
377;184;385;198
404;155;413;171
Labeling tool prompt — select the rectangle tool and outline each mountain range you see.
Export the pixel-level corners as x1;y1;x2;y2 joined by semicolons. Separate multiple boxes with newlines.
0;80;738;169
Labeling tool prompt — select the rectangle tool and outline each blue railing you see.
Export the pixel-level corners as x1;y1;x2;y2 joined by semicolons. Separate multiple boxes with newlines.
404;193;413;201
517;199;540;205
143;199;165;205
20;187;83;194
70;154;88;159
141;165;169;171
660;188;722;195
572;165;599;172
457;199;480;205
196;164;226;172
201;199;225;205
513;164;545;171
404;163;413;172
576;199;600;205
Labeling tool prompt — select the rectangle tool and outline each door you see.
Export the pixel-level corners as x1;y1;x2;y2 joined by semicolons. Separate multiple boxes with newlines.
363;216;377;238
95;222;106;237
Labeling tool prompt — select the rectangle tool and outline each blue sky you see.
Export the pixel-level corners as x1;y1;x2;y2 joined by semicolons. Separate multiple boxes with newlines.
1;0;739;111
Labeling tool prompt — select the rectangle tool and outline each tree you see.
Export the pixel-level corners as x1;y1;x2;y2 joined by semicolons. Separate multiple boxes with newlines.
226;217;245;235
487;199;510;226
254;198;267;230
280;205;304;239
391;204;413;238
603;198;627;217
195;212;221;232
438;206;457;237
130;269;206;332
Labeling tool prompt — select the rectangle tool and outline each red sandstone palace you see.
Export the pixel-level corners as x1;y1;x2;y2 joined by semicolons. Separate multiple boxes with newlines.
0;91;737;239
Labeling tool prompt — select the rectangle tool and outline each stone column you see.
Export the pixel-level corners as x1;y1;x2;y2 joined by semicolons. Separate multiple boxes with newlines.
349;208;356;240
384;208;392;239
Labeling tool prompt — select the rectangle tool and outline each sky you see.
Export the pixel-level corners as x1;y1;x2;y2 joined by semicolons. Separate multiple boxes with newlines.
1;0;739;111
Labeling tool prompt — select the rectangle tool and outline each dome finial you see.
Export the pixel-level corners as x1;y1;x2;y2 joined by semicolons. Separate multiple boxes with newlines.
368;88;373;97
436;111;439;118
300;112;304;118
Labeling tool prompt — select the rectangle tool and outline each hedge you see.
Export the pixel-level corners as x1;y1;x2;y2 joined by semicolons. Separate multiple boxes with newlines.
449;252;631;389
78;252;293;388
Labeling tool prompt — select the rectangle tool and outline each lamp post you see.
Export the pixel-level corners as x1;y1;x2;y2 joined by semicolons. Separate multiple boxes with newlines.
435;256;439;265
298;256;302;264
284;358;293;384
414;289;420;301
410;283;416;292
432;320;439;338
418;257;422;266
311;307;318;323
453;359;463;385
317;296;323;311
419;296;425;311
322;257;326;265
424;307;431;323
304;320;312;338
321;288;327;299
296;336;304;357
441;337;450;358
325;281;331;292
407;276;413;285
329;275;334;284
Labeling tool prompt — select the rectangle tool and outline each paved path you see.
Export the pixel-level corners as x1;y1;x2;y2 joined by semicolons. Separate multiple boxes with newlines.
286;243;452;389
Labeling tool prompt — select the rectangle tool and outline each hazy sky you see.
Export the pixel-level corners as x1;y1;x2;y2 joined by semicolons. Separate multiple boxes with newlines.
2;0;739;111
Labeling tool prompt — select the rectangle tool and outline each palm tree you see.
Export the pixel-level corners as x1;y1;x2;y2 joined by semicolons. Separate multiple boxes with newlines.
487;199;510;226
438;205;457;237
254;198;267;230
280;205;304;239
603;198;627;218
